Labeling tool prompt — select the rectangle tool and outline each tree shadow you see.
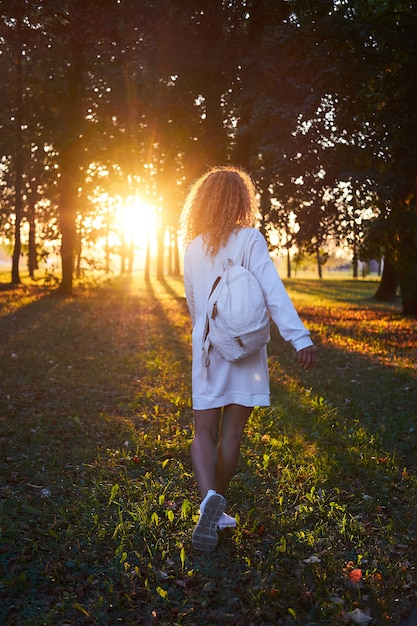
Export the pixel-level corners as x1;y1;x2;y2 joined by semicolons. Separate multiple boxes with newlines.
0;273;192;439
0;282;16;292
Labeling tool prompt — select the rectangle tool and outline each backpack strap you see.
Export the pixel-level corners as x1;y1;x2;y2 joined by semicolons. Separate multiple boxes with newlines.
234;227;250;268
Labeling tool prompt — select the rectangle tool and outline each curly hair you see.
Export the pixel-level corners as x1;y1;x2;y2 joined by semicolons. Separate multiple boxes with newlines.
181;166;258;259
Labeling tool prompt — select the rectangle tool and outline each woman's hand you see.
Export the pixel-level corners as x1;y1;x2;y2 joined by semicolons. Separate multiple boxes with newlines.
298;345;317;370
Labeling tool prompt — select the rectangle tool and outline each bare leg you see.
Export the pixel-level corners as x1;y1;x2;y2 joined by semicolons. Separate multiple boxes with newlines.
191;408;221;499
214;404;252;496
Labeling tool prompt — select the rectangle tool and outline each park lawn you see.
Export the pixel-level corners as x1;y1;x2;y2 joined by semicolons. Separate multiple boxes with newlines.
0;274;416;625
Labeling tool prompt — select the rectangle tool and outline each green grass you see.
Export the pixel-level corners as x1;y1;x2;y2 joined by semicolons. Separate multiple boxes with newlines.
0;274;416;625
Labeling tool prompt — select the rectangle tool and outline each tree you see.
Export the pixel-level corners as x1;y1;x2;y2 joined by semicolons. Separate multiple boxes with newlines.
0;0;63;285
370;5;417;314
327;1;417;312
0;0;31;285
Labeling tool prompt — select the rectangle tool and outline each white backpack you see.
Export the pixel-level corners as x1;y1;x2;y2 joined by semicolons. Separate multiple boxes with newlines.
202;230;270;366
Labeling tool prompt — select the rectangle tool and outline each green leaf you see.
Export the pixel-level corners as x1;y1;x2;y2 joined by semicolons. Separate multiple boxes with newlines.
156;586;168;600
181;499;191;520
108;483;120;505
180;546;186;569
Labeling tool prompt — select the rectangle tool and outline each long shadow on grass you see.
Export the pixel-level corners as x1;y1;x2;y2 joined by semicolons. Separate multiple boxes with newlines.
268;322;417;469
0;272;194;452
0;275;191;424
284;277;402;310
0;274;197;624
155;276;187;303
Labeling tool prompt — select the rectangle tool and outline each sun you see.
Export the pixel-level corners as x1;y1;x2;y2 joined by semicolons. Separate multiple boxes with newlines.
120;195;157;251
89;190;160;271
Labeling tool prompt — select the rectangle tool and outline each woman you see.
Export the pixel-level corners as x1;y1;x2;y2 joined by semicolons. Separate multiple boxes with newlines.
181;166;316;552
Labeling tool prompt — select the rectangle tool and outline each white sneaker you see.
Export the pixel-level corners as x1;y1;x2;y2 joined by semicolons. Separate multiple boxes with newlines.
217;512;237;530
192;490;226;552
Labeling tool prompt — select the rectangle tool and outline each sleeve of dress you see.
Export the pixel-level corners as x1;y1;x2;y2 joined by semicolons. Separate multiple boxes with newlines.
247;231;313;352
183;245;196;327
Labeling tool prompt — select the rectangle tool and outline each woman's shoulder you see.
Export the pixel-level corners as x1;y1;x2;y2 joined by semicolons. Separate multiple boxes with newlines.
239;226;263;236
238;227;267;246
237;228;270;267
185;234;203;254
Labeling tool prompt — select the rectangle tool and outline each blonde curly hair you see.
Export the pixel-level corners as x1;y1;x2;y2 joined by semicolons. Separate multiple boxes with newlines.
181;166;258;259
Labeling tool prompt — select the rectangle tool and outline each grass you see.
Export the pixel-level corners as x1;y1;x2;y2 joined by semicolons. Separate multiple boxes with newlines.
0;273;416;625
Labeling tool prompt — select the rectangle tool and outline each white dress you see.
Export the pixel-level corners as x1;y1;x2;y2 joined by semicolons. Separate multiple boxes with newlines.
183;227;313;410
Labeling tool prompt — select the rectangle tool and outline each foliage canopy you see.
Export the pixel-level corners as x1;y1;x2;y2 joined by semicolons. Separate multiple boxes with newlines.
0;0;416;311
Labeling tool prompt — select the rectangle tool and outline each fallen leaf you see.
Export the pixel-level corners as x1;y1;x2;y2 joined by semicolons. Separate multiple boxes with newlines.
348;608;372;624
346;568;363;588
304;555;321;564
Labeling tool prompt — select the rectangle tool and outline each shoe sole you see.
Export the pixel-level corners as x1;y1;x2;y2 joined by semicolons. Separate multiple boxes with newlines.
192;494;226;552
217;521;237;531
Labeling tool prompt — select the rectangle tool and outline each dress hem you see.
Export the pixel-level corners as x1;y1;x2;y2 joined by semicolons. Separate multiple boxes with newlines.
192;393;270;410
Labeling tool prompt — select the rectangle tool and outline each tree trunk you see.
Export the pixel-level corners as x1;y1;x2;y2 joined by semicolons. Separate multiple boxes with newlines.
316;247;323;279
27;196;38;279
58;156;78;295
11;15;23;286
144;232;150;281
168;230;173;276
57;9;85;296
352;254;359;279
399;245;417;314
401;286;417;315
287;248;291;278
172;230;180;276
75;227;82;279
397;213;417;315
11;152;23;285
374;258;398;302
352;219;359;279
156;224;165;281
